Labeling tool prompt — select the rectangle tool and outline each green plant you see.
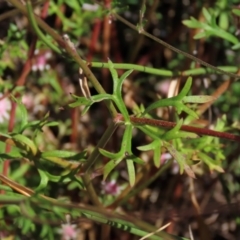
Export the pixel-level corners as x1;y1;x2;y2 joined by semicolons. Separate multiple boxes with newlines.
0;1;240;239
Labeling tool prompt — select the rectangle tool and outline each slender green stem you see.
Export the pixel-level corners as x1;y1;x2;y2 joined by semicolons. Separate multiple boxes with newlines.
89;61;175;76
0;194;187;239
82;174;102;206
88;61;238;77
81;122;118;240
52;199;185;239
26;0;61;54
79;119;119;235
112;11;239;79
182;66;238;76
83;122;119;172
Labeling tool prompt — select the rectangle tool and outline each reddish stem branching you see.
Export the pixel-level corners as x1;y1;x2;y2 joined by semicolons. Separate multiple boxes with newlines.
115;114;240;142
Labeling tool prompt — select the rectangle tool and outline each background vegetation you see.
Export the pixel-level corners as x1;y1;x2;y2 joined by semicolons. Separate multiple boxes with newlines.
0;0;240;239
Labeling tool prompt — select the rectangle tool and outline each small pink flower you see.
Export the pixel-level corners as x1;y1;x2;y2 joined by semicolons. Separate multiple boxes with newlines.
57;215;78;240
0;94;11;123
160;153;179;174
22;93;34;109
82;3;99;11
58;223;77;240
101;180;121;196
156;80;170;95
32;49;52;72
160;153;172;165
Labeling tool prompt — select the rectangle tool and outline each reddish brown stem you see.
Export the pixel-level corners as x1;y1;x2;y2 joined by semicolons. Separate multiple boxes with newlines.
116;114;240;142
1;38;37;179
41;0;50;19
87;19;101;62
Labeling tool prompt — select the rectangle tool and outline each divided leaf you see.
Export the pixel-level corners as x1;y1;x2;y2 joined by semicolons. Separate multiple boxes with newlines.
164;142;196;178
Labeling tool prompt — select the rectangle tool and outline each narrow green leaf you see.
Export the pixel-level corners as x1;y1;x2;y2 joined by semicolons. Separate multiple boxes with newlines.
44;171;62;182
194;31;207;39
99;148;122;159
232;42;240;50
175;131;198;139
137;141;157;151
41;154;81;169
219;12;229;30
182;105;199;119
162;119;183;140
103;158;123;180
232;8;240;17
10;164;30;181
136;125;165;140
0;132;12;138
70;94;112;110
0;151;23;161
18;102;29;132
143;98;177;115
21;217;35;234
112;96;130;121
0;184;13;192
65;0;81;11
0;194;26;202
133;157;145;164
81;105;91;115
176;77;192;99
121;125;133;151
11;134;38;156
164;142;185;174
11;96;28;132
35;169;49;192
182;17;203;28
41;150;86;161
198;152;224;172
212;29;239;44
127;154;145;164
183;95;215;103
40;224;52;238
69;96;92;107
44;121;59;127
164;143;195;178
153;141;161;168
143;77;193;115
202;7;211;23
126;159;135;187
108;58;119;92
91;94;113;102
115;69;134;94
137;139;162;166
